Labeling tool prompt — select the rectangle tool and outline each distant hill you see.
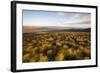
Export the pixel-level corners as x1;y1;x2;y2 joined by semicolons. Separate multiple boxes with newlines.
23;26;91;33
47;28;91;32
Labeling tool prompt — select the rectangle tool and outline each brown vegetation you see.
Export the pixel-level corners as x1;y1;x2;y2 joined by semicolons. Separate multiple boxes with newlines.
23;32;91;63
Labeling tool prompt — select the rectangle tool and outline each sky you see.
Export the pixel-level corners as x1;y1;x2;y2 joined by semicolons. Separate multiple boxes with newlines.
23;10;91;28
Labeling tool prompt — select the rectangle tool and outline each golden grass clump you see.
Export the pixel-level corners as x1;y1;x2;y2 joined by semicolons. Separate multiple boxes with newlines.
23;32;91;63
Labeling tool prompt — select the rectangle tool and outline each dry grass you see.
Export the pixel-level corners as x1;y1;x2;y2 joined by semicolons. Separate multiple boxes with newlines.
23;32;91;63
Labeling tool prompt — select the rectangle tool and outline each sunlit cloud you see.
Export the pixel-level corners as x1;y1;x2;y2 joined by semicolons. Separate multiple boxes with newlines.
56;12;66;16
64;14;91;24
23;10;91;28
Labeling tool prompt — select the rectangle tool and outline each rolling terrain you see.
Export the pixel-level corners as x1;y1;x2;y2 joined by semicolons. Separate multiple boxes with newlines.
22;26;91;63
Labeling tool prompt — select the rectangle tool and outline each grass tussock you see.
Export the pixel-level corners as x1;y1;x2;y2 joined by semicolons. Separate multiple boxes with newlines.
23;32;91;63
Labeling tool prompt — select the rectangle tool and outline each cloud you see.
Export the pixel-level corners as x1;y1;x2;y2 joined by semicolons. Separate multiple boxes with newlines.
56;12;66;16
23;10;91;29
63;13;91;28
